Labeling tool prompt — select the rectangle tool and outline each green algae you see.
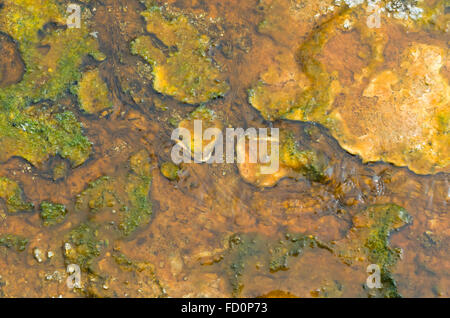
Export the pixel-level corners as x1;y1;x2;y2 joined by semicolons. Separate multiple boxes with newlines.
112;251;166;296
335;204;412;297
0;0;103;167
279;131;329;182
40;201;68;226
121;152;153;237
215;204;411;297
224;234;267;297
63;222;105;270
187;106;217;121
75;150;153;237
220;233;330;296
0;0;103;105
131;4;229;104
267;204;412;297
340;205;412;267
418;0;449;33
0;177;34;213
0;0;63;45
76;176;118;213
0;105;92;167
0;234;29;252
269;234;332;272
78;251;167;298
268;204;412;297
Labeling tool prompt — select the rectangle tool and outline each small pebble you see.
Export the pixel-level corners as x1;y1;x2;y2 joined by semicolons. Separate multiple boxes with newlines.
64;243;72;252
33;248;44;263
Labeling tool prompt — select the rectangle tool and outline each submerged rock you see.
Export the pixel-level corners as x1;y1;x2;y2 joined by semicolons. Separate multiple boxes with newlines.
0;234;28;252
75;150;153;237
33;247;45;263
160;162;180;181
0;34;25;88
77;69;112;115
78;250;167;298
0;177;33;213
131;4;229;104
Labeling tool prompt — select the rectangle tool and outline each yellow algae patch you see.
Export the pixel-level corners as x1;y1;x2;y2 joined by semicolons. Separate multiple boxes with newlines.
131;5;229;104
257;0;336;47
250;5;387;122
341;44;449;174
248;52;312;121
0;2;103;105
250;2;449;174
78;69;113;114
0;0;64;44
